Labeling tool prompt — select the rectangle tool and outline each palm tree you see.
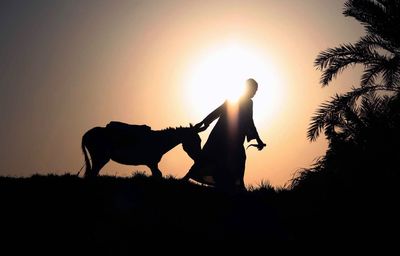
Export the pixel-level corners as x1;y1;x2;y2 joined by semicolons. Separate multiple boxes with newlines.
309;0;400;141
292;1;400;191
292;93;400;191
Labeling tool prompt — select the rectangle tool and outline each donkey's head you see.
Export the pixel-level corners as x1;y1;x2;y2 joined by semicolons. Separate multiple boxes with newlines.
180;124;204;161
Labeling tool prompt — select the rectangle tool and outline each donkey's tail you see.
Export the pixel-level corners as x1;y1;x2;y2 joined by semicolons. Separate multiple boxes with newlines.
76;162;85;177
80;133;92;178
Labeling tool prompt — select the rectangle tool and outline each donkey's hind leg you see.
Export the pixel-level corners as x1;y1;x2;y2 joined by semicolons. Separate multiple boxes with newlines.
149;163;162;178
84;146;110;178
85;158;109;178
91;156;109;177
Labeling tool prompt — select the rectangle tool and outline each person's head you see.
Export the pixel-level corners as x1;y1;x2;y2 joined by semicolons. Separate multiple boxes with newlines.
243;78;258;99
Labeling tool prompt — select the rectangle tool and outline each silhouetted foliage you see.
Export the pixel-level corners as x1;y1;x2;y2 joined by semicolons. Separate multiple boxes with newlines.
299;0;400;192
1;174;396;252
315;0;400;89
311;0;400;142
296;93;400;191
1;174;294;252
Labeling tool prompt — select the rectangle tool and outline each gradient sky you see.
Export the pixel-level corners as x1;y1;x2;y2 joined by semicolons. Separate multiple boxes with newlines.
0;0;364;187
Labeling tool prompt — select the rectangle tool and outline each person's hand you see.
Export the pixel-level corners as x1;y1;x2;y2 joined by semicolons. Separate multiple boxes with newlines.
256;140;266;151
246;141;266;151
194;121;203;129
195;121;209;132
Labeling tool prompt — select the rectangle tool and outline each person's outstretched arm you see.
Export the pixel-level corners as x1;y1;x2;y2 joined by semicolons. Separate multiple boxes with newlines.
196;100;226;129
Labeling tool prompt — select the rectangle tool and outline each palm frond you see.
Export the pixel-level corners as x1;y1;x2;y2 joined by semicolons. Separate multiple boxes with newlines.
319;58;358;86
381;56;400;88
308;101;332;141
315;44;362;70
344;0;387;33
344;0;400;47
361;62;385;86
308;93;354;141
362;55;400;88
358;92;386;125
307;86;378;141
315;44;371;86
355;34;396;54
311;0;400;143
341;103;363;138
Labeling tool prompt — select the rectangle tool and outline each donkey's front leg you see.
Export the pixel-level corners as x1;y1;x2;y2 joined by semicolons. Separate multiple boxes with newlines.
148;163;162;178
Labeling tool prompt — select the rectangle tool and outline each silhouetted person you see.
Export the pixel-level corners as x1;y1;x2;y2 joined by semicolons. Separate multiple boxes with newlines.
183;78;266;191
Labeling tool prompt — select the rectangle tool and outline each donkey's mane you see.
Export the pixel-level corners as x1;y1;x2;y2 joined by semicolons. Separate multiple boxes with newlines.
159;126;188;132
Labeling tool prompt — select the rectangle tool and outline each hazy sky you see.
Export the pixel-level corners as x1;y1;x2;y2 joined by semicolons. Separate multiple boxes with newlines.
0;0;364;187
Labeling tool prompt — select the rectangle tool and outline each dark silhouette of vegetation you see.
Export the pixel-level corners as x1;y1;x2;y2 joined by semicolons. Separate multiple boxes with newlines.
289;4;400;244
293;0;400;193
1;173;396;252
314;0;400;91
293;93;400;191
310;0;400;141
1;174;293;252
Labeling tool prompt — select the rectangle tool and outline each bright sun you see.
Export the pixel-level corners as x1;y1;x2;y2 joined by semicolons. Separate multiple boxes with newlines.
185;42;284;123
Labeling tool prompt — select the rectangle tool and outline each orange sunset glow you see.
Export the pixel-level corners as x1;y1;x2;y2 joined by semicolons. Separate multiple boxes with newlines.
0;0;365;187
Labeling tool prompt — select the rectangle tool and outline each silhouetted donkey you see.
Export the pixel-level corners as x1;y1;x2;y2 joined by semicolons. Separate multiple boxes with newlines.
81;121;205;178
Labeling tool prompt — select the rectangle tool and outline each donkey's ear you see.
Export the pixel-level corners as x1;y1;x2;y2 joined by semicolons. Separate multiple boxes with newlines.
189;123;193;128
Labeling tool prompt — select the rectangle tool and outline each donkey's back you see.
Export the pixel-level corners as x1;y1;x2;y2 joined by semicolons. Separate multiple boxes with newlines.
105;121;153;147
106;121;151;135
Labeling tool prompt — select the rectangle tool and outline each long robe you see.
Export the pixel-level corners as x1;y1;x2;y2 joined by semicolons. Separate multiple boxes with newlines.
186;97;260;189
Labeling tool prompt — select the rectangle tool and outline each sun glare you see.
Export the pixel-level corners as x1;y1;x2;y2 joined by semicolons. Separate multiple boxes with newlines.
185;42;284;123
